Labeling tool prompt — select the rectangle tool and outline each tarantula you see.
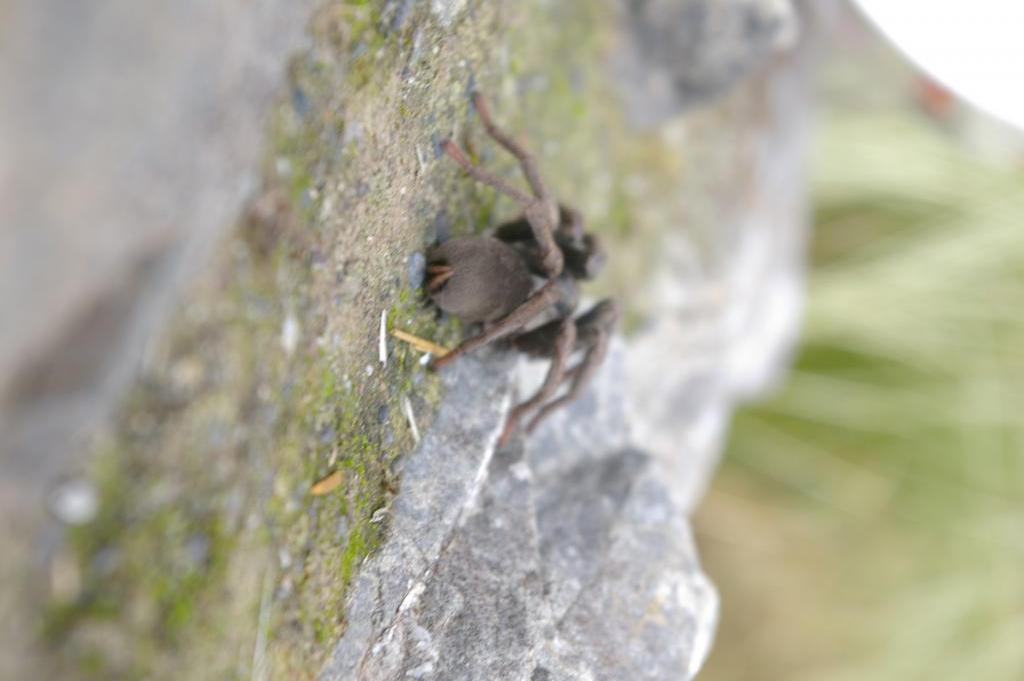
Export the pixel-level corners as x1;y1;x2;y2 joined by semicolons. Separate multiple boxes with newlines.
427;94;619;446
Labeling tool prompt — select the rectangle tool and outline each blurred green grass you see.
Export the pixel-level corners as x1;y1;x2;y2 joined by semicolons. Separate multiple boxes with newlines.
695;103;1024;680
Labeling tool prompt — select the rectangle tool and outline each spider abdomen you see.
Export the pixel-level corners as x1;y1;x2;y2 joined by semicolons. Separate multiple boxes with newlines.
427;237;534;323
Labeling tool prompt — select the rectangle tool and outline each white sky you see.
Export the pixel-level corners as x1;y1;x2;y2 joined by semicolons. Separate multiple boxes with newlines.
855;0;1024;130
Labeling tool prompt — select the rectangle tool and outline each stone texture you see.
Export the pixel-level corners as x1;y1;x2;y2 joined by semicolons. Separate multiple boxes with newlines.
323;343;720;680
0;0;316;486
322;350;515;678
623;0;815;511
613;0;799;126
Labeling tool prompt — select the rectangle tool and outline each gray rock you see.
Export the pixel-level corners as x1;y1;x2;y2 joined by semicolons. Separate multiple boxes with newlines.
322;342;721;681
0;0;315;488
320;350;516;678
407;251;427;290
320;4;818;676
612;0;799;126
624;0;817;510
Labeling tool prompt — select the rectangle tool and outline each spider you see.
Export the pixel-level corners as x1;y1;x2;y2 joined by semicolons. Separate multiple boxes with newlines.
426;93;619;446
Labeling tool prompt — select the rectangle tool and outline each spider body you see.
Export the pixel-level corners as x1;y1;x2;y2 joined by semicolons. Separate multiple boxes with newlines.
426;94;619;446
426;236;533;323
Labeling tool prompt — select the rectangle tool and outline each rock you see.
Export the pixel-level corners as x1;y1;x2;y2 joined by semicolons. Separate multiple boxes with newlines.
624;1;816;509
381;0;418;34
0;0;316;488
320;4;817;676
612;0;799;126
184;534;211;570
320;350;515;678
425;211;452;245
48;479;98;526
406;251;427;290
322;341;721;680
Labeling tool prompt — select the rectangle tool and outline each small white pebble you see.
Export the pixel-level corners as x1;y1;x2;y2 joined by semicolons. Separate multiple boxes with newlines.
49;479;98;525
281;313;300;356
365;364;374;377
510;460;532;482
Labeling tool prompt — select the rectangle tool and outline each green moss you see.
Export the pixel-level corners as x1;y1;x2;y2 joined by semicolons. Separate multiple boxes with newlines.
41;434;237;673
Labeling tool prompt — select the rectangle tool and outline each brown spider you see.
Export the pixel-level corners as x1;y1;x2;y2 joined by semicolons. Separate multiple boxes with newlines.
427;93;619;446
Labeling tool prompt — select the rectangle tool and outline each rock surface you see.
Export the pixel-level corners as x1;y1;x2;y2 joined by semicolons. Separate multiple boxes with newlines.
322;344;719;680
613;0;799;126
0;0;316;484
0;0;814;679
323;2;814;676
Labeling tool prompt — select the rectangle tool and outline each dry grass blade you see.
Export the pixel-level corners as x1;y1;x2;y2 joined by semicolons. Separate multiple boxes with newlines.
309;470;344;496
390;329;450;357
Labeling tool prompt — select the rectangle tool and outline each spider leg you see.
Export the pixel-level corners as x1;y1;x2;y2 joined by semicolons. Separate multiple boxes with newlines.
441;140;532;205
431;280;560;370
526;333;607;434
498;317;576;447
444;95;563;279
472;93;550;203
472;94;563;278
525;299;619;433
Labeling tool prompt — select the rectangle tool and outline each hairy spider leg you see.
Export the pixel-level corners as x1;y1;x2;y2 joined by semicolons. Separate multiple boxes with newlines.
471;93;563;279
431;280;560;370
497;318;577;447
472;93;549;204
525;299;619;434
527;332;607;434
442;96;563;279
441;140;532;205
